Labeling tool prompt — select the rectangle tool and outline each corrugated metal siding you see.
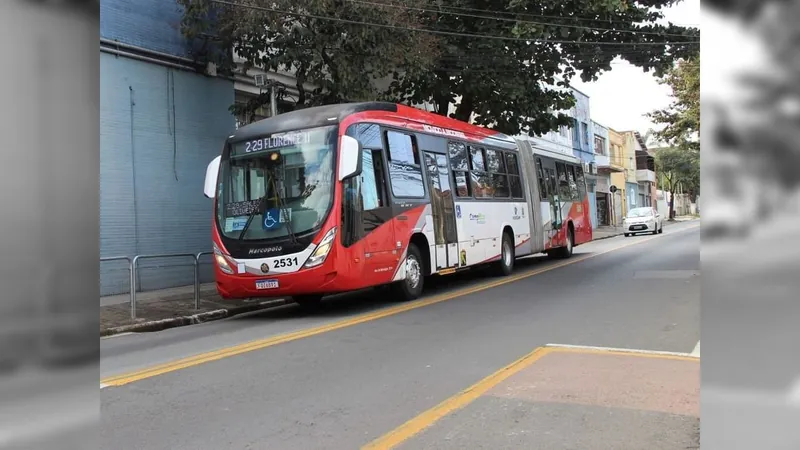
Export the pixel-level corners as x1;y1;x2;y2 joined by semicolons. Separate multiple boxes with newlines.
100;53;234;296
101;0;191;58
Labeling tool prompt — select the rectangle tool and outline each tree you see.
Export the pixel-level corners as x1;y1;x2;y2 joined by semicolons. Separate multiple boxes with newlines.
390;0;699;136
647;55;700;150
654;146;699;219
178;0;698;135
176;0;439;120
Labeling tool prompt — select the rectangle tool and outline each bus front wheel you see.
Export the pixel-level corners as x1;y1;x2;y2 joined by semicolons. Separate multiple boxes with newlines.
392;243;425;301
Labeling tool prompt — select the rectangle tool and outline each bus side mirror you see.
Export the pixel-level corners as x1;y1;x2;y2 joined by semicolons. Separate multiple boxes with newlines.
338;135;362;181
204;155;221;199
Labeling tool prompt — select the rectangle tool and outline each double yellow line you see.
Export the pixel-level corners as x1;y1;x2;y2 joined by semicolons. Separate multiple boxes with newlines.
102;225;698;388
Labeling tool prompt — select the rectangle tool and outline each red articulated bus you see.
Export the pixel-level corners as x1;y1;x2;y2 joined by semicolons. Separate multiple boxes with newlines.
203;102;592;307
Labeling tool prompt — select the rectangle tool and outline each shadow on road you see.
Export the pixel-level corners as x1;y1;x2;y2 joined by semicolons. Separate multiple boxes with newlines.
234;252;592;323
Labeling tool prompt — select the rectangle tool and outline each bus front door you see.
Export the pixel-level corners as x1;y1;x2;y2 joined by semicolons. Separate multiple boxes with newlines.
424;152;459;270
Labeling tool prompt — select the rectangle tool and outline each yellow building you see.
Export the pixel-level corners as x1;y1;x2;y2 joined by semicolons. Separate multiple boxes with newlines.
609;129;637;220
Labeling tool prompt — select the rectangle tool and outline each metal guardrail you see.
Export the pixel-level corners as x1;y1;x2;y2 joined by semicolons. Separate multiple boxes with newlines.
100;256;134;317
102;252;215;320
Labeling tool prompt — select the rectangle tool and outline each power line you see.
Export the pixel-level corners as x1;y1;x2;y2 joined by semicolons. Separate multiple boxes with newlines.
344;0;699;39
354;0;700;28
211;0;700;46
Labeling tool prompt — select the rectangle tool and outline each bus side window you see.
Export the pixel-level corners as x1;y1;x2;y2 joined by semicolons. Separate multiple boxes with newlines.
566;165;579;201
448;141;471;197
535;157;547;201
386;130;425;198
506;153;524;199
555;162;570;200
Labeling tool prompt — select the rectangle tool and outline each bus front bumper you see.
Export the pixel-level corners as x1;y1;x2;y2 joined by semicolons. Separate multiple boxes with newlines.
214;266;342;300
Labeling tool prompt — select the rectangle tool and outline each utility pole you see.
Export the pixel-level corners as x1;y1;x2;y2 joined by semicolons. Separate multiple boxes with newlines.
269;82;278;117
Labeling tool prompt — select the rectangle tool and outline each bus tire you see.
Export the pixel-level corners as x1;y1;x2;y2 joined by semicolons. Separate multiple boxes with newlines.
494;232;515;276
293;294;323;308
393;243;425;301
551;226;574;259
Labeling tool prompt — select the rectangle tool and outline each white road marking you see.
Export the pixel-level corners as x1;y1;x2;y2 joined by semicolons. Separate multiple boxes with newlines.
691;341;700;357
546;343;698;358
101;331;136;340
100;384;108;389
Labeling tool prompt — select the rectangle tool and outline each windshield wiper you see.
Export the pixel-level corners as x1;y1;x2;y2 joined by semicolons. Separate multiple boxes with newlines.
267;169;300;246
237;195;266;242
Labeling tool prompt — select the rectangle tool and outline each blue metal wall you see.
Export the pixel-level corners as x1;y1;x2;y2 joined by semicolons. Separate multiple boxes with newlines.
101;0;193;58
100;0;235;296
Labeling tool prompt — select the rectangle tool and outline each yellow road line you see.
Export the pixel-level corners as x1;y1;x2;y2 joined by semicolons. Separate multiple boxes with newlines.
362;347;554;450
101;224;698;387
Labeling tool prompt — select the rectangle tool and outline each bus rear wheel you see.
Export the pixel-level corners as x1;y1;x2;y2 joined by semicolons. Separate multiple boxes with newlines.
549;227;574;259
392;243;425;301
293;294;323;308
494;232;515;276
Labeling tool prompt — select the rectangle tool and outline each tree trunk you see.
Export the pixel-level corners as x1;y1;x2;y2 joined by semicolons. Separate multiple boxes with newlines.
453;95;474;122
433;95;450;117
668;180;676;220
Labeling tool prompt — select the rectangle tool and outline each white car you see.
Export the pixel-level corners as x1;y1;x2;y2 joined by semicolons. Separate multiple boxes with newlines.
623;207;664;237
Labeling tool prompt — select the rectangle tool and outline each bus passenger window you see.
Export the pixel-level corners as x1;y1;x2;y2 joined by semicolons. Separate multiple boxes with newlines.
507;153;524;199
453;171;470;197
469;147;486;172
493;174;510;198
360;150;383;210
556;162;570;200
566;165;579;201
448;141;471;197
535;157;547;200
386;130;425;198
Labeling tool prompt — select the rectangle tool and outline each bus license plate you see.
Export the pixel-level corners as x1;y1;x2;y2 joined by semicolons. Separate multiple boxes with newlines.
256;279;279;290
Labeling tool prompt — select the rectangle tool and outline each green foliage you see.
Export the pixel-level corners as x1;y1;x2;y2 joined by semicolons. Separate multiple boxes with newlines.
654;146;699;205
648;55;700;150
392;0;699;135
177;0;699;135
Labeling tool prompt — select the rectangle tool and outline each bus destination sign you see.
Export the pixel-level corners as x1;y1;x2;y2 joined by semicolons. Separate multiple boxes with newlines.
233;130;312;156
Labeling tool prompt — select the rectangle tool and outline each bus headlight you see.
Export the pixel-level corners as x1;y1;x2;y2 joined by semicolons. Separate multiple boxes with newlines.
304;227;337;269
213;243;234;274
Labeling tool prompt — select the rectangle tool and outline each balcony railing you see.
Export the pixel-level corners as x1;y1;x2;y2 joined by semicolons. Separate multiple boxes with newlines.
636;169;656;183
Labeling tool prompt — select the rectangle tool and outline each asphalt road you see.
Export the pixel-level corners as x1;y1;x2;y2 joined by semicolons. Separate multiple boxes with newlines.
101;221;700;450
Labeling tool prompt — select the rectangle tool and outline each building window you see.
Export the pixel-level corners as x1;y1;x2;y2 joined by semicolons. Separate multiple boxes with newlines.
582;122;589;145
594;136;606;156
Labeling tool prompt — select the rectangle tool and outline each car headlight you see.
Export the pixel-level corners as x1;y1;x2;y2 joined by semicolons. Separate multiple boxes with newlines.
213;242;234;274
304;227;337;268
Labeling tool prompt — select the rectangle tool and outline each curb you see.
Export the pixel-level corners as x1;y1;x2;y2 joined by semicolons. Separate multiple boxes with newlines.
100;298;292;337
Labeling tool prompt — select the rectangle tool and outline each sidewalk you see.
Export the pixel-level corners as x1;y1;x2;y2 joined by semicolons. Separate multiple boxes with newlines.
100;283;289;336
389;345;700;450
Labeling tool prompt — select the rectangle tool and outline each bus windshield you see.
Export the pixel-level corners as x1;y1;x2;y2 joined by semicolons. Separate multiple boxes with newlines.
216;125;337;241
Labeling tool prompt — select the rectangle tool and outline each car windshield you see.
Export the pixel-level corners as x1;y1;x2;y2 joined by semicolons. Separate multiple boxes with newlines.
628;208;653;218
216;125;336;241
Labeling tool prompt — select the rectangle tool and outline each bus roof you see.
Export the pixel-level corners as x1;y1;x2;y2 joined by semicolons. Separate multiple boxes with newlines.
227;102;517;150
